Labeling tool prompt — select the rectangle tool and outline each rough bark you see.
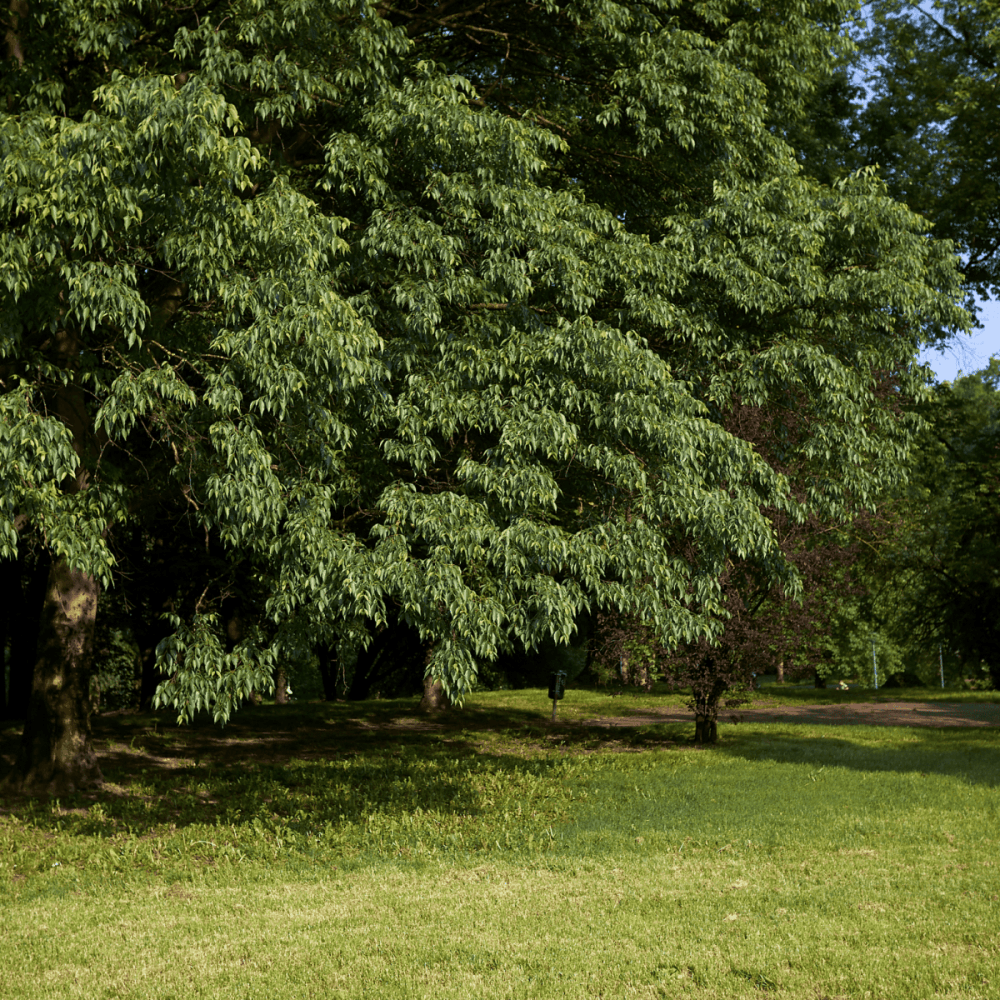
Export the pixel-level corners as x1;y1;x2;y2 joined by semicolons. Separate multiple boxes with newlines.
1;555;104;795
419;673;450;713
2;322;106;793
4;0;28;70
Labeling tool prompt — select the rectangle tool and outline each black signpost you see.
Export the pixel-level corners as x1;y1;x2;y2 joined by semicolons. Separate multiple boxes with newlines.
548;671;567;722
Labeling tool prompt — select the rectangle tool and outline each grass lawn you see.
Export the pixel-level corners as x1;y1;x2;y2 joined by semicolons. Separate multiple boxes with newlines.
1;685;998;999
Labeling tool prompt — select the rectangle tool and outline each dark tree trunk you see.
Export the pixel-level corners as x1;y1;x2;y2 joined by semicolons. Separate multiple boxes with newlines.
814;668;826;688
693;713;718;743
1;319;111;793
316;642;339;700
4;530;53;724
135;601;178;710
0;557;14;718
691;659;724;743
2;555;104;795
347;620;394;700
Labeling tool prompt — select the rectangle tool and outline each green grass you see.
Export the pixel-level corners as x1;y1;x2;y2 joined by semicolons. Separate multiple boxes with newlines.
1;690;999;999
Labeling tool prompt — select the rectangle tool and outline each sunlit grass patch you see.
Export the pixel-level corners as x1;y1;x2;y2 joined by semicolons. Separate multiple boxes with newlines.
1;703;999;998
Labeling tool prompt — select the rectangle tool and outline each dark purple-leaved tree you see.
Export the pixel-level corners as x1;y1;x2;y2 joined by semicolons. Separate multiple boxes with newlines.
592;382;905;742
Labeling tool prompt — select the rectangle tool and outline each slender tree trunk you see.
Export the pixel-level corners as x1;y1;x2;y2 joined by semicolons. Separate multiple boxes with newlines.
0;557;13;718
135;597;178;710
348;619;393;701
692;665;724;743
776;657;785;684
637;658;651;692
316;642;339;700
274;667;288;704
1;555;104;795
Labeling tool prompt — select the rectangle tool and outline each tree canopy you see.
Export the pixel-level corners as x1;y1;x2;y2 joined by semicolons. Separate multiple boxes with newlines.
0;0;971;789
876;359;1000;687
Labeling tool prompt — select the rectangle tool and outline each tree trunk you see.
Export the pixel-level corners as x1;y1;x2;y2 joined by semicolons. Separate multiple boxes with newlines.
636;658;651;692
693;713;718;743
274;667;288;704
347;620;394;700
814;667;826;688
2;317;111;793
3;545;52;720
419;674;450;713
1;555;104;795
776;657;785;684
135;598;178;710
0;557;13;718
419;644;450;713
316;642;339;700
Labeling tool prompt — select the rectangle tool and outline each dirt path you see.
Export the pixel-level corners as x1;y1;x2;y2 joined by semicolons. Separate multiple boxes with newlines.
583;700;1000;729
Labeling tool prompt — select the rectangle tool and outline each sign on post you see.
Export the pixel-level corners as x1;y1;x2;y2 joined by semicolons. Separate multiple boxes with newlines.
548;671;567;722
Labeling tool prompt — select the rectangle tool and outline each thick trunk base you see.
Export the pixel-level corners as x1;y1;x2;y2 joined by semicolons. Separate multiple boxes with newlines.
694;714;718;743
419;675;450;714
1;556;103;797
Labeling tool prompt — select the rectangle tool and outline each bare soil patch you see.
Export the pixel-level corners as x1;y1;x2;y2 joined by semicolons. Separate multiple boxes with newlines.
583;700;1000;729
2;699;996;788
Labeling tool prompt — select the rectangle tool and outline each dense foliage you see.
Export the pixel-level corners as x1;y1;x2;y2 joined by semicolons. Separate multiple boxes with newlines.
876;360;1000;688
0;0;972;786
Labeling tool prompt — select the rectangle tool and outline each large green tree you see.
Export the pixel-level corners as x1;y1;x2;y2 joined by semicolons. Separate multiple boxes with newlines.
0;0;969;792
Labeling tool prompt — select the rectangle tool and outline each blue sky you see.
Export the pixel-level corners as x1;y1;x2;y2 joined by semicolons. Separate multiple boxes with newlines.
919;297;1000;383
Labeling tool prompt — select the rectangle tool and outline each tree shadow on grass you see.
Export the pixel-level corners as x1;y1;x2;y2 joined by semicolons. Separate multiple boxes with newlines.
0;700;691;842
711;726;1000;787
